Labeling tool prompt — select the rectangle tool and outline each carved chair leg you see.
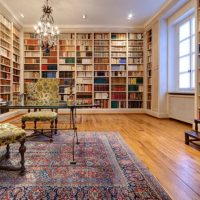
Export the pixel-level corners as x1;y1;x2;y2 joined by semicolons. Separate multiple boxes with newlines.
34;120;37;133
22;120;26;129
55;118;58;134
19;139;26;175
50;120;54;142
185;133;189;145
5;144;10;159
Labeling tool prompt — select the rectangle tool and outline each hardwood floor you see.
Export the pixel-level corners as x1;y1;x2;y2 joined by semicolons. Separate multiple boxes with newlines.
5;113;200;200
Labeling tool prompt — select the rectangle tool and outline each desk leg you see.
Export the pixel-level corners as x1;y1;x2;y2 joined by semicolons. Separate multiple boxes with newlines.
72;107;79;145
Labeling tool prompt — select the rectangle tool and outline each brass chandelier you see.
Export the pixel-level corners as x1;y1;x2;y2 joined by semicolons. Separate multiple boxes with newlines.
34;0;59;51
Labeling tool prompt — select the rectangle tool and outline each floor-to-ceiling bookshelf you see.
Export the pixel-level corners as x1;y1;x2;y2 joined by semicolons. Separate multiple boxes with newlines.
146;29;152;109
23;32;144;109
0;14;12;102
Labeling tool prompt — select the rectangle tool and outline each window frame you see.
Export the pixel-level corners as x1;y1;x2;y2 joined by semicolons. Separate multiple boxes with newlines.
176;15;195;92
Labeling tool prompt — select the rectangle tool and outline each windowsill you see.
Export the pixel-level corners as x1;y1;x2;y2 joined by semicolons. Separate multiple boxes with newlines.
168;91;194;96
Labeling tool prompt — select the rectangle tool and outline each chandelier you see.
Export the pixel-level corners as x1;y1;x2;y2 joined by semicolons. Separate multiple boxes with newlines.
34;0;59;51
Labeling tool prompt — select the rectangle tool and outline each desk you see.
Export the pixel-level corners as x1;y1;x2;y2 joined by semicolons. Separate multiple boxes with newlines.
0;101;100;164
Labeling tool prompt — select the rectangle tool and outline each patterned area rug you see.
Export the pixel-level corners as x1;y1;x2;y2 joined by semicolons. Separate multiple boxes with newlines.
0;132;171;199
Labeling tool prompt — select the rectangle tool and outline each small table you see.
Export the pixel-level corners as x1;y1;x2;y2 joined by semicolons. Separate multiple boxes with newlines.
0;101;100;164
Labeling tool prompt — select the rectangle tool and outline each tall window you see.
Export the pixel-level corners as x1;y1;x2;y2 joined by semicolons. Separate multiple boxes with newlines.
177;16;195;90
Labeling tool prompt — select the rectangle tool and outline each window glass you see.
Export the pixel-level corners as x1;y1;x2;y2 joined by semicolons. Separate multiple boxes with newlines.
179;73;190;88
179;39;190;56
192;36;195;53
179;56;190;72
192;17;195;35
179;21;190;41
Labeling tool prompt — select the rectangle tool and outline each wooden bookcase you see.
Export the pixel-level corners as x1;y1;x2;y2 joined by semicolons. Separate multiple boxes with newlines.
111;33;127;109
24;33;40;82
76;33;93;105
0;14;12;101
59;33;75;101
12;26;20;104
94;33;110;108
22;31;144;110
146;29;152;109
128;33;143;108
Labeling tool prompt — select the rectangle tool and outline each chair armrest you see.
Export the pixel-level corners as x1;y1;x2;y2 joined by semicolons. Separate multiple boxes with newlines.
194;119;200;131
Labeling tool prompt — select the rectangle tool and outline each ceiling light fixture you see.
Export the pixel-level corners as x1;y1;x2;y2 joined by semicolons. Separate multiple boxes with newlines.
128;13;133;20
34;0;59;52
20;13;24;18
82;14;87;19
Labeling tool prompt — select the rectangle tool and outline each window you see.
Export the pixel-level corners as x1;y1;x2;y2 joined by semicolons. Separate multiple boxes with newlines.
177;16;195;90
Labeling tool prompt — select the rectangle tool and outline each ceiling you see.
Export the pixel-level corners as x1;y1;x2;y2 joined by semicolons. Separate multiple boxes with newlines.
1;0;169;28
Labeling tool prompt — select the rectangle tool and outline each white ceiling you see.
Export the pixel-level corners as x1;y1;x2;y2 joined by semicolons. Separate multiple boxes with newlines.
1;0;169;28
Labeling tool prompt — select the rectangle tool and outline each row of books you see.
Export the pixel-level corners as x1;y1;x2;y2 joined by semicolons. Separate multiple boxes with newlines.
94;85;109;91
59;33;75;40
128;85;144;92
111;41;126;46
0;47;10;58
76;84;92;92
76;99;92;105
111;101;126;108
60;58;75;64
128;41;143;46
0;79;10;85
112;85;126;91
128;93;143;100
111;65;126;71
0;14;11;30
94;58;109;63
111;77;126;84
77;71;92;77
129;46;143;51
111;33;126;40
24;46;40;51
24;39;39;45
128;101;143;108
111;93;126;100
94;41;109;46
60;52;75;57
41;64;57;70
111;58;126;64
59;40;75;46
77;65;93;71
59;86;75;94
76;40;92;46
128;71;144;76
13;69;20;76
94;92;109;99
1;72;10;79
76;77;92;84
77;58;92;64
42;58;57;64
60;79;75;85
94;65;109;71
24;65;40;70
59;65;75;71
94;52;109;57
24;52;40;57
76;34;92;40
1;65;10;72
94;46;109;51
112;71;126;77
77;51;92;57
12;84;20;92
76;46;92;51
128;33;143;40
24;71;40;78
128;58;143;64
59;71;74;78
13;54;19;63
94;71;109;76
13;76;20;82
128;77;143;84
0;86;10;93
94;77;109;84
42;72;57;78
94;99;109;108
128;52;143;57
25;58;40;64
60;46;75;51
94;34;109;40
111;52;126;57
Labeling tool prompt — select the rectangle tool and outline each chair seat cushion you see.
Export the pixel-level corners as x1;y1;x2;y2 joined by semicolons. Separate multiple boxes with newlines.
0;123;26;146
22;111;57;122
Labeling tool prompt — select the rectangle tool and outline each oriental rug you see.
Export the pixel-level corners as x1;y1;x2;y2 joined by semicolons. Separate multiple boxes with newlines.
0;132;171;199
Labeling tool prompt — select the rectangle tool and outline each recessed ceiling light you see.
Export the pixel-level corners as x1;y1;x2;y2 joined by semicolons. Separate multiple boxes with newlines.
82;14;87;19
128;13;133;20
20;13;24;18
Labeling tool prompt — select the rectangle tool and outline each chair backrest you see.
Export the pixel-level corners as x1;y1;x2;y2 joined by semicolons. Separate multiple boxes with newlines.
24;78;59;105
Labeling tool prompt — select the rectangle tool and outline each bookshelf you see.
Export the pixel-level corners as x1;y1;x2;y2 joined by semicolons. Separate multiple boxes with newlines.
59;33;75;101
128;33;144;108
197;1;200;119
22;31;145;110
24;33;40;82
12;26;20;104
94;33;110;108
146;29;152;109
111;33;127;109
0;14;12;101
76;33;93;105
